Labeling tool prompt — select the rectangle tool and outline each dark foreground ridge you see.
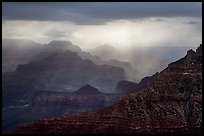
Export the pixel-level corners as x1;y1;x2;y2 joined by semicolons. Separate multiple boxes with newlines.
13;44;202;134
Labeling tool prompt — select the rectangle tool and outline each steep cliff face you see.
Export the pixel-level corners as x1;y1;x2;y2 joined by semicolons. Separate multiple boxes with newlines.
94;44;202;132
13;44;202;134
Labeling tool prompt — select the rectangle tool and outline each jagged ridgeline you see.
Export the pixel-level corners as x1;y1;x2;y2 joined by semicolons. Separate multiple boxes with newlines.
2;40;126;106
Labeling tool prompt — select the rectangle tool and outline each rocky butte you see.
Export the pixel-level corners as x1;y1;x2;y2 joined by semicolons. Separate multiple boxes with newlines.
13;44;202;134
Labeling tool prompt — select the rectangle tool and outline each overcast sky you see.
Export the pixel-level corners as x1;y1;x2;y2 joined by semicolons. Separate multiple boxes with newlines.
2;2;202;50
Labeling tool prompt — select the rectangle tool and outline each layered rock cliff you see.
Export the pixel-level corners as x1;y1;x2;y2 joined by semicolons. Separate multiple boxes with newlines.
2;85;121;132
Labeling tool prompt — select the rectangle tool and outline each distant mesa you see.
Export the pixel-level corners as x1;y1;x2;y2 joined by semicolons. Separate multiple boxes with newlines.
74;84;102;95
90;44;121;60
47;40;82;53
48;40;73;46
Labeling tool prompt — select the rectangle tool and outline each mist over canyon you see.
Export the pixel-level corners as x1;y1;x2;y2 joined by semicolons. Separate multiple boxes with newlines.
2;2;202;134
2;38;160;132
2;38;202;133
2;39;197;81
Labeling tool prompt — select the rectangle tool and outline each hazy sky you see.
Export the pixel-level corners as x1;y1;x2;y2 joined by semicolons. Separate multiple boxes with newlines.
2;2;202;50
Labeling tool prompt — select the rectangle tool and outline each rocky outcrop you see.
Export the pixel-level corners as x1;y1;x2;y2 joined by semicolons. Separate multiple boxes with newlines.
74;85;102;95
196;44;202;56
13;44;202;134
168;44;202;69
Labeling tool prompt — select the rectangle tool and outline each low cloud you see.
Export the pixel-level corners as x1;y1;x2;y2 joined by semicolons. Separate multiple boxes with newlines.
2;17;202;49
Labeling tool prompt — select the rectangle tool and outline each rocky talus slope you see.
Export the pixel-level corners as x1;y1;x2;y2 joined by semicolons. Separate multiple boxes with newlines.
13;44;202;134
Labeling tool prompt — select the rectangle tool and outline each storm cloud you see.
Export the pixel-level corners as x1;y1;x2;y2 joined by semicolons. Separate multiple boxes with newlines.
2;2;202;25
2;2;202;82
